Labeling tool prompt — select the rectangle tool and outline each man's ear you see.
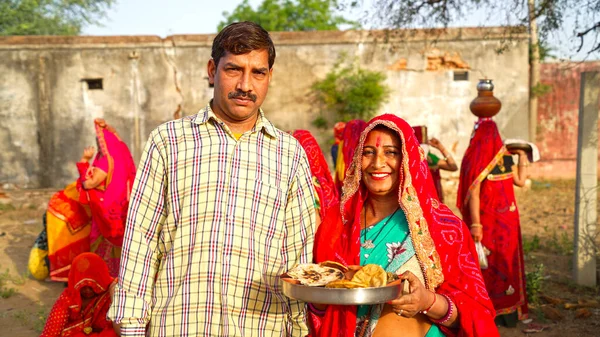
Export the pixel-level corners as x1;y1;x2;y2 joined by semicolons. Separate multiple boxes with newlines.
207;59;216;85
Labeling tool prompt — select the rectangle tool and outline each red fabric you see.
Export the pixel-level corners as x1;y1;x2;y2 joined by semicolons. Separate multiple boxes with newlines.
313;114;498;337
292;130;339;220
411;125;428;144
333;122;346;143
334;119;367;193
46;187;91;280
456;118;503;219
41;253;116;337
457;119;528;319
430;167;444;203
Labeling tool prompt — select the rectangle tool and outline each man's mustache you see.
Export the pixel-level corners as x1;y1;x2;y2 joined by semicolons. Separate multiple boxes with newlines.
228;90;257;102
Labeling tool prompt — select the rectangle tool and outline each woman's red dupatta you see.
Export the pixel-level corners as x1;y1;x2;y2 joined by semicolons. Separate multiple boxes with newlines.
314;114;498;337
456;119;505;223
41;253;116;337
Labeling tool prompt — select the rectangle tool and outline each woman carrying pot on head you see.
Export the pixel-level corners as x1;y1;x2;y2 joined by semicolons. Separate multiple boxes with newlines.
310;114;498;337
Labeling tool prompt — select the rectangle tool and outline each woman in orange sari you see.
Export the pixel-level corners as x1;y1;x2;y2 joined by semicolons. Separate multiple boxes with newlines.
29;182;92;282
77;119;136;277
41;252;118;337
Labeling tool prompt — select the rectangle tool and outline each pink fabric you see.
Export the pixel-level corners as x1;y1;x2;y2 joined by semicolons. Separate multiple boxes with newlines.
78;120;136;277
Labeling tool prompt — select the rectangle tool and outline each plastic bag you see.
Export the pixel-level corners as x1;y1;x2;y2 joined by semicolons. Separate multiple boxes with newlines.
475;241;489;269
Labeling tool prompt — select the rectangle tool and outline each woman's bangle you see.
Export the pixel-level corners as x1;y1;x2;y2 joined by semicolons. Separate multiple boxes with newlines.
470;223;483;228
420;291;437;314
307;302;326;316
430;293;454;325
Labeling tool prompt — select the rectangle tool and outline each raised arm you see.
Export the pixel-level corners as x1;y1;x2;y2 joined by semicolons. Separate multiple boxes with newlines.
428;138;458;172
108;132;168;337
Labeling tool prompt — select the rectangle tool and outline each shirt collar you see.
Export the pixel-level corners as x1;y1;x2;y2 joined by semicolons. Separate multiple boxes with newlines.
193;103;278;139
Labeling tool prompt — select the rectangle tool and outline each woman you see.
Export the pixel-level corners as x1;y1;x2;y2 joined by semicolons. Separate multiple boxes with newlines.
292;130;339;224
77;119;136;277
334;119;367;194
40;252;118;337
426;137;458;203
312;114;498;337
457;118;529;326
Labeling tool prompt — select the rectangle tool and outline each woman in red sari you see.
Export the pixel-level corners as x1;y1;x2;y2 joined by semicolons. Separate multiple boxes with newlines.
311;114;498;337
77;119;136;277
41;252;118;337
457;118;529;327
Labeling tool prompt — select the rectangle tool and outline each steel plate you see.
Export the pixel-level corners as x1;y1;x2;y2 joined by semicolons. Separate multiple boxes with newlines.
280;277;402;305
506;143;531;152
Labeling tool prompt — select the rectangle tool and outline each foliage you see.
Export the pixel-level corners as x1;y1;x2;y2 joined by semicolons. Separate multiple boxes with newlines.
526;263;545;304
219;0;359;32
531;83;553;98
351;0;600;55
0;203;15;211
543;226;573;255
523;234;541;254
530;40;556;62
0;0;114;36
311;56;390;127
0;268;17;298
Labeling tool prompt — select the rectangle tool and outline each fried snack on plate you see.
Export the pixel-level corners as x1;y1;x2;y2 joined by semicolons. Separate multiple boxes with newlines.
287;263;345;287
319;260;349;274
325;279;368;289
351;264;387;287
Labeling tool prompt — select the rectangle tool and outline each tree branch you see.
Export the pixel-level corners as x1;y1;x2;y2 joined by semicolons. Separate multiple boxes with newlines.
576;21;600;52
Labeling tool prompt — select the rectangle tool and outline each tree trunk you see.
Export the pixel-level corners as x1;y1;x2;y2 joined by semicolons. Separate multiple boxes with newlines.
528;0;540;142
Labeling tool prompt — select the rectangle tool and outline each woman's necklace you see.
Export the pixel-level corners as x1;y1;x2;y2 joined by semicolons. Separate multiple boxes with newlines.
361;206;401;249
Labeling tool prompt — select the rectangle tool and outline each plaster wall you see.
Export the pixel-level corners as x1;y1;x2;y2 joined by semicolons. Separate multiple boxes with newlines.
0;28;529;187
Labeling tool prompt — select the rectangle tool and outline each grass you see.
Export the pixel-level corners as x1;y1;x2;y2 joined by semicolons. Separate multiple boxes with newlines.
0;268;26;298
0;203;15;211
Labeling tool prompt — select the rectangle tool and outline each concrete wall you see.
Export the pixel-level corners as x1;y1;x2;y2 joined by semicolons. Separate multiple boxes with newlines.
532;61;600;178
0;28;530;188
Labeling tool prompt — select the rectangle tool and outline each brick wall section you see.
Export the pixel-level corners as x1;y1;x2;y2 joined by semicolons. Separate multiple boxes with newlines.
533;61;600;178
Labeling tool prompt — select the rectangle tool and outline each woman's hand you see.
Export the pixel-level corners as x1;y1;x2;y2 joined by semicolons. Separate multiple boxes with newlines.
470;226;483;242
345;265;362;280
428;137;442;150
80;146;95;162
387;271;434;317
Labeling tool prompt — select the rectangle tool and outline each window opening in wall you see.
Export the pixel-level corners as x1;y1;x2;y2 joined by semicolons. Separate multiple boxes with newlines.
453;71;469;81
82;78;103;90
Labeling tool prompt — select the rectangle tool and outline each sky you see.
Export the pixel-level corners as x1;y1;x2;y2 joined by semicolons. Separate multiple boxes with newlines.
83;0;599;61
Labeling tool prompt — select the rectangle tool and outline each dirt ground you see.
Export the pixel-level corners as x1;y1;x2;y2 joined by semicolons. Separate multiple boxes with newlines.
1;179;599;336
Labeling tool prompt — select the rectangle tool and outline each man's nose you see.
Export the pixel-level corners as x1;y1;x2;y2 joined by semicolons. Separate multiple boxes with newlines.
236;72;252;92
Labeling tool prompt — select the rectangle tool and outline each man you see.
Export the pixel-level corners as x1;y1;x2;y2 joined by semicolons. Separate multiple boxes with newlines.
108;22;317;337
